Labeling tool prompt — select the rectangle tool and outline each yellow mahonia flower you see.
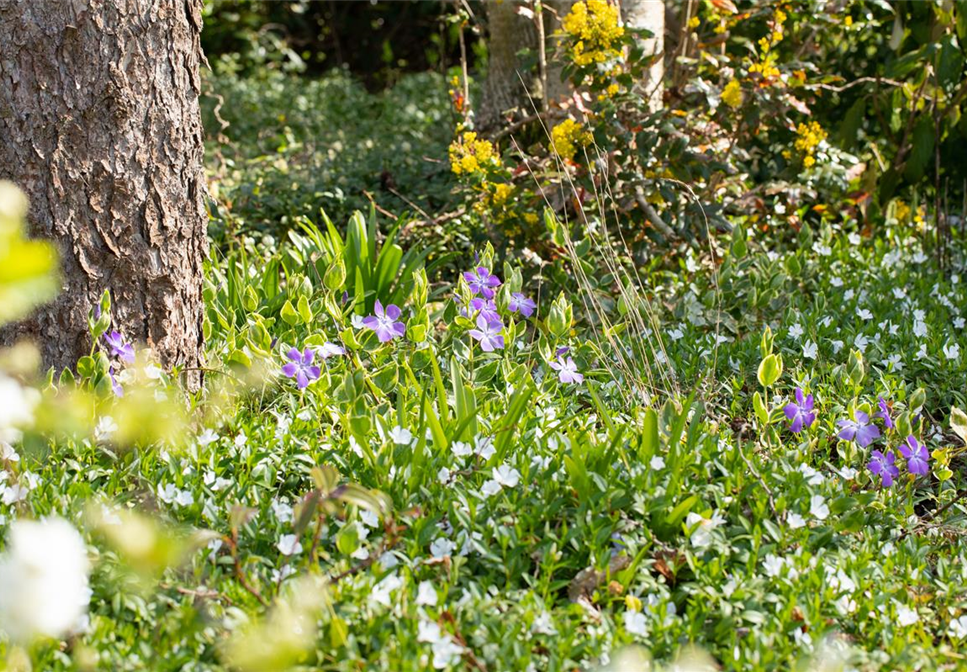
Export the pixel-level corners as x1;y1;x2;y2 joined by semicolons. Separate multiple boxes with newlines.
794;120;826;168
794;121;826;153
895;199;911;222
551;118;593;161
523;213;539;225
749;54;781;80
758;37;771;53
722;79;743;109
562;0;625;66
844;15;853;27
492;182;514;206
449;132;501;176
688;15;701;29
775;8;787;24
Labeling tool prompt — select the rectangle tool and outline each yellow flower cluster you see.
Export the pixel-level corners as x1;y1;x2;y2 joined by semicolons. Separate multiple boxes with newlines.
551;119;593;161
794;121;827;167
562;0;625;67
472;182;517;223
750;8;786;81
449;132;500;176
749;54;781;81
722;79;743;109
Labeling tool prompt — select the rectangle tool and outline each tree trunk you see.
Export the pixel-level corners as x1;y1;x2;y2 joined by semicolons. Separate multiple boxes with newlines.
0;0;207;381
621;0;665;111
544;0;576;111
479;1;540;130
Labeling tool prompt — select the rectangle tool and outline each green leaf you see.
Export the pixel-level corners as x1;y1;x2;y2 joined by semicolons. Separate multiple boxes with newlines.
951;407;967;445
903;115;935;182
297;294;313;324
757;354;782;387
280;299;301;326
753;391;769;426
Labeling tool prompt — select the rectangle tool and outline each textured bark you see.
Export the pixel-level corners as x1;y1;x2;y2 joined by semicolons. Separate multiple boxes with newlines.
0;0;207;381
621;0;665;111
544;0;576;110
479;0;540;130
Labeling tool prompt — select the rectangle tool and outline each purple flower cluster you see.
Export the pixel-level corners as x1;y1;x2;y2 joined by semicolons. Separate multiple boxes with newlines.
829;396;931;488
460;266;538;354
104;330;135;364
782;384;930;489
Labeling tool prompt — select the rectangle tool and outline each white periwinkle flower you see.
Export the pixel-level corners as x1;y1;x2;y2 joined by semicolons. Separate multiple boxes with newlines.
0;375;39;443
277;534;303;556
0;517;91;642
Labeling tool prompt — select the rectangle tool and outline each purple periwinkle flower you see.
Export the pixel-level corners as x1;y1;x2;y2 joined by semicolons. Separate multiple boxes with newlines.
316;342;346;359
103;330;135;363
362;300;406;343
468;315;504;352
468;297;500;324
868;449;899;487
783;388;816;433
898;435;929;475
837;411;881;448
108;366;123;397
549;356;584;384
876;396;894;430
281;348;321;389
555;346;570;357
463;267;502;299
508;292;536;318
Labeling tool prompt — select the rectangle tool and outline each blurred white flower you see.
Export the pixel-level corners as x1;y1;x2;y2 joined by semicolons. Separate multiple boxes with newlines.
802;340;818;360
451;441;473;458
493;464;521;488
415;581;438;607
0;517;91;642
370;574;403;606
157;483;192;508
762;553;786;578
810;495;829;521
943;342;960;361
896;603;919;626
359;509;379;528
786;513;806;529
0;480;26;505
276;534;302;556
480;480;501;498
197;429;219;447
389;425;414;445
430;538;456;558
475;436;495;461
0;442;20;462
948;615;967;639
271;499;294;524
649;456;665;470
94;416;118;443
532;610;557;635
685;511;725;549
0;375;39;443
623;609;648;637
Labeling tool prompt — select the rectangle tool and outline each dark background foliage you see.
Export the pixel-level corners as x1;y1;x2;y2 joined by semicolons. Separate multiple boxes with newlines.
202;0;486;86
